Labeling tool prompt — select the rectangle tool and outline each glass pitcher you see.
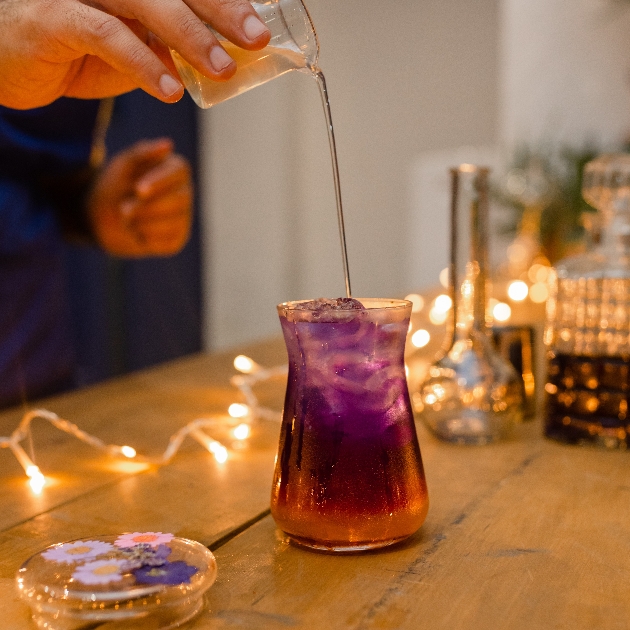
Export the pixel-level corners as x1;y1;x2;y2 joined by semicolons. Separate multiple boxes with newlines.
270;298;429;552
171;0;318;109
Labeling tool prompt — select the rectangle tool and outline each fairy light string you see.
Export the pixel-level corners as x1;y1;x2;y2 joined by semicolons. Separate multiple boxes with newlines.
3;274;529;494
0;356;287;493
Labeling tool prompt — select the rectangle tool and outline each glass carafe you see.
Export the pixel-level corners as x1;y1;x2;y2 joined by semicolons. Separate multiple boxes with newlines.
271;299;429;552
171;0;318;109
545;153;630;448
418;165;523;444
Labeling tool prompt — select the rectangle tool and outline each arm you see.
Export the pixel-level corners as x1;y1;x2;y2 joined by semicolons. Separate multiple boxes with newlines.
0;0;270;110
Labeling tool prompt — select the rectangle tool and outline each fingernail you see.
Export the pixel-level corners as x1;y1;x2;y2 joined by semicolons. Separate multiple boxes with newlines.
159;74;182;98
136;182;151;197
121;200;135;218
210;46;234;73
243;14;269;41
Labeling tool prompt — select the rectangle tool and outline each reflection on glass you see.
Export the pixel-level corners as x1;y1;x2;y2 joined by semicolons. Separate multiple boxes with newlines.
418;165;523;444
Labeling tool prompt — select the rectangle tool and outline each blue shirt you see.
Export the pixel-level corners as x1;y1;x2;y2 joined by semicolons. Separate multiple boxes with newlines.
0;98;100;407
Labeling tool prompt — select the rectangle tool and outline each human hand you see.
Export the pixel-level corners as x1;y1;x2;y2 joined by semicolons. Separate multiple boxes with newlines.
89;138;193;257
0;0;271;109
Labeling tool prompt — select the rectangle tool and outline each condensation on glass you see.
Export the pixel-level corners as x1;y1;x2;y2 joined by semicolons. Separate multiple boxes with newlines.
271;299;429;552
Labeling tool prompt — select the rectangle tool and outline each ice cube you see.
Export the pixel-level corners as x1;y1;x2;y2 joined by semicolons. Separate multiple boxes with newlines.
294;297;365;312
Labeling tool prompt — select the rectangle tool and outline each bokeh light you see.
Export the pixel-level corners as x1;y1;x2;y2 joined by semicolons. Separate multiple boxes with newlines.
529;282;549;303
404;294;425;313
507;280;529;302
493;302;512;322
411;329;431;348
228;403;249;418
233;423;250;440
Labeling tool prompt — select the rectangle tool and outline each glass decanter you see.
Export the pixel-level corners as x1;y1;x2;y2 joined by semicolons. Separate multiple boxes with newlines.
545;153;630;448
418;165;523;444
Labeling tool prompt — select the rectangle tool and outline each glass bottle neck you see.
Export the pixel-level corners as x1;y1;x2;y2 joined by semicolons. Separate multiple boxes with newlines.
448;167;490;345
454;262;488;339
600;201;630;256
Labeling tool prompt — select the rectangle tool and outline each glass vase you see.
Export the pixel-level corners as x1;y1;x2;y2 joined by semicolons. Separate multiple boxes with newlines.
270;298;429;552
418;165;523;444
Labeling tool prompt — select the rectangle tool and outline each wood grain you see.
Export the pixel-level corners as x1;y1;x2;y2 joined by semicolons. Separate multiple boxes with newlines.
194;423;630;630
0;338;286;533
1;337;629;629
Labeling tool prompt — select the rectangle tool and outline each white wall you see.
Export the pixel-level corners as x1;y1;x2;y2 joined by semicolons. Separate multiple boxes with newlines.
200;0;501;349
200;0;630;350
499;0;630;151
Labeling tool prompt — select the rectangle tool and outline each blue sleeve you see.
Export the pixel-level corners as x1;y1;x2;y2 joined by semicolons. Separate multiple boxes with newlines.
0;98;101;406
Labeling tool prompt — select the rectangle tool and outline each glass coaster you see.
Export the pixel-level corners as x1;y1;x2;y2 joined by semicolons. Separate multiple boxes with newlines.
16;532;217;630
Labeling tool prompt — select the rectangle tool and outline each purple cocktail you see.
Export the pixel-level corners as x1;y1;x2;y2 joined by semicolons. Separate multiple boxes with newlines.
271;298;429;552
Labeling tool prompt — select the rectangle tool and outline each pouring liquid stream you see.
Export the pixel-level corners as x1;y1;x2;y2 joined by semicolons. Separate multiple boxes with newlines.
311;68;352;298
172;43;352;297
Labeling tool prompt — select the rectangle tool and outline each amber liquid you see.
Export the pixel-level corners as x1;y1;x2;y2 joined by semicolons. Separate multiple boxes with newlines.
545;353;630;448
272;419;429;550
171;42;307;108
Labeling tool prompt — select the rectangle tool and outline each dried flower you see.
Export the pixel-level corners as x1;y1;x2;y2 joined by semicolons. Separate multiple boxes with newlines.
72;559;127;585
119;544;171;570
42;541;114;564
133;561;198;586
114;532;174;548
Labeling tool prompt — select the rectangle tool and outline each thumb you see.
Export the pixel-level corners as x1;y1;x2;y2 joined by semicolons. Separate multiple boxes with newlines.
108;138;174;182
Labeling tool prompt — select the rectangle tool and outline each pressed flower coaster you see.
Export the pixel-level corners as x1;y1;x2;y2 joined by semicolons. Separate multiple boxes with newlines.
16;532;217;630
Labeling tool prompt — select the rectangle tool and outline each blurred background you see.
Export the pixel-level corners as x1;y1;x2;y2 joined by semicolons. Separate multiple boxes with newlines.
68;0;630;385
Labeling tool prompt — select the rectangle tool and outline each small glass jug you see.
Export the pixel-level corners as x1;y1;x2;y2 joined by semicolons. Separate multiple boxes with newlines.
171;0;318;109
271;299;429;552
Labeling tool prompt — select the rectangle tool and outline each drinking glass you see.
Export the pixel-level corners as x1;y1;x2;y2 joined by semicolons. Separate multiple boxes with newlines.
171;0;318;108
270;299;429;552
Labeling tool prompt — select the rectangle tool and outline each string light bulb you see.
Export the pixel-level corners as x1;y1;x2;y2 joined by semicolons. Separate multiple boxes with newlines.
120;446;137;459
2;358;290;489
234;355;259;374
228;403;249;419
28;468;46;494
190;428;228;463
233;424;250;440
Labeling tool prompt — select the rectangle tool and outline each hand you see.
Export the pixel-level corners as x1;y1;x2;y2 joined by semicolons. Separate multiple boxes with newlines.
89;138;193;258
0;0;271;109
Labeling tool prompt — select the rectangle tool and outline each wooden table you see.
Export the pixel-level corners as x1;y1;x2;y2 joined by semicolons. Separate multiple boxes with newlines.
1;338;629;629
